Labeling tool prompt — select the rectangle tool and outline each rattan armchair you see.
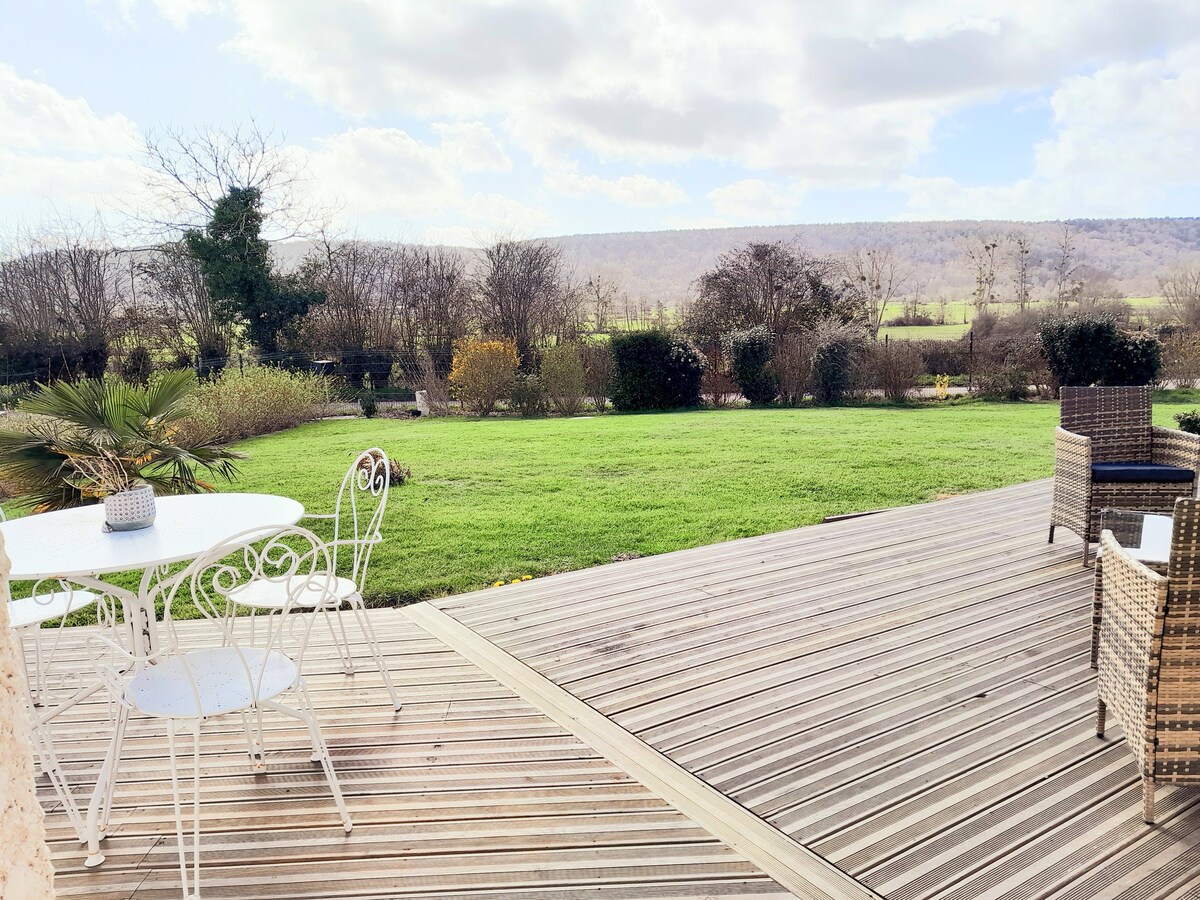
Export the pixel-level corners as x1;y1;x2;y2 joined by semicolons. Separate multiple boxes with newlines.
1095;499;1200;824
1050;386;1200;564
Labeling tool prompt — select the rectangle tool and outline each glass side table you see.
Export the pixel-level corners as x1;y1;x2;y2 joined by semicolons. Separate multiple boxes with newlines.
1091;507;1173;668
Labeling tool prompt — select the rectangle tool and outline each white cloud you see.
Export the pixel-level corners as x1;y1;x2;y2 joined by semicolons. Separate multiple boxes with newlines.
217;0;1200;187
304;125;553;241
545;167;687;207
149;0;217;28
0;64;144;226
895;41;1200;219
707;178;808;224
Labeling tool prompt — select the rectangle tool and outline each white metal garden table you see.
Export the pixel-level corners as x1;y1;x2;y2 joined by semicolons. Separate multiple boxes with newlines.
2;492;303;861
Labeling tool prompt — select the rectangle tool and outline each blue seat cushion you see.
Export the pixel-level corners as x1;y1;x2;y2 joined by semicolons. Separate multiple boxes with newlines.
1091;462;1195;483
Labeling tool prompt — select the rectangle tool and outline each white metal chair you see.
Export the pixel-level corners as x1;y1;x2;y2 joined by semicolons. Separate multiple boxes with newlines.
228;448;401;711
9;581;101;704
1;506;102;705
84;525;353;899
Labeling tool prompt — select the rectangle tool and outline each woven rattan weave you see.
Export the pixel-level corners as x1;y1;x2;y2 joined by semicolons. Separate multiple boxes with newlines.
1051;386;1200;564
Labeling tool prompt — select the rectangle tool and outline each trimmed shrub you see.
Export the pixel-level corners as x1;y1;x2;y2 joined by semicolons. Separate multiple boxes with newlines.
727;326;777;403
359;392;378;418
1104;331;1162;386
976;366;1030;401
1038;314;1161;388
1038;314;1120;387
916;340;971;377
610;330;705;411
449;338;519;415
177;366;334;444
883;314;935;327
1175;409;1200;434
540;342;587;416
810;320;866;405
509;373;549;417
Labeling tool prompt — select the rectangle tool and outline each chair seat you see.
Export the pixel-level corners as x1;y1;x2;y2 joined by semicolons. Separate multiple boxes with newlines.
126;647;299;718
1091;462;1195;484
8;590;98;629
228;575;358;611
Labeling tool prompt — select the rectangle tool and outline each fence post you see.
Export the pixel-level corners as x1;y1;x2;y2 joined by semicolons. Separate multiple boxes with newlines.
239;353;244;375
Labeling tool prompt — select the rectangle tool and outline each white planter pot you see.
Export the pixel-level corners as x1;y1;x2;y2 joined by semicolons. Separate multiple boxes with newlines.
103;485;157;532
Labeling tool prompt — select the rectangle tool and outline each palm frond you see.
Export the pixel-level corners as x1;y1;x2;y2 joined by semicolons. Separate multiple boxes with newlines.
0;374;244;509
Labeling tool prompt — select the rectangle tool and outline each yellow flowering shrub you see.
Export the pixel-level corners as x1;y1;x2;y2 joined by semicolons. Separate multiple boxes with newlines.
449;338;520;415
934;374;950;402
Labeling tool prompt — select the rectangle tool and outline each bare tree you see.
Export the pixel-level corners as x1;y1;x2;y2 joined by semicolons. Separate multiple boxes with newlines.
137;121;325;241
1008;231;1035;311
137;242;231;371
582;273;623;334
842;246;910;338
0;224;126;378
300;238;396;348
473;239;580;356
405;246;471;357
1160;266;1200;327
1052;224;1083;312
964;235;999;313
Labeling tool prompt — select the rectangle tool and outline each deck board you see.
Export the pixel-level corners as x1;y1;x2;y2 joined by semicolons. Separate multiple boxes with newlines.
36;615;792;899
433;479;1200;900
34;477;1200;898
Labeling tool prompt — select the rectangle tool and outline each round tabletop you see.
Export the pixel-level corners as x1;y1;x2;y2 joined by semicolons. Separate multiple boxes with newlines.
0;493;305;580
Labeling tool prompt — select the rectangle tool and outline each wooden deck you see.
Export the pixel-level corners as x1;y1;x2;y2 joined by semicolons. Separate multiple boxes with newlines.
36;478;1200;898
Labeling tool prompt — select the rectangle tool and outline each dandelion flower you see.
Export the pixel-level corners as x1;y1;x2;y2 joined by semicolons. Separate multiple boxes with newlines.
511;578;521;584
492;580;505;588
521;575;533;581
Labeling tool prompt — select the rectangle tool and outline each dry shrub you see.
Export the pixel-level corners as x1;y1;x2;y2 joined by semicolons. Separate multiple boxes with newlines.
862;341;923;401
449;338;519;415
416;350;452;415
772;333;811;405
540;342;587;416
699;342;738;407
177;367;333;444
509;373;549;416
1161;331;1200;388
358;451;411;486
581;342;613;411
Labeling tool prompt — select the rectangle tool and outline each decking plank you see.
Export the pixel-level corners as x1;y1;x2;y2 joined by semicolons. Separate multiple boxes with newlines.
430;479;1200;900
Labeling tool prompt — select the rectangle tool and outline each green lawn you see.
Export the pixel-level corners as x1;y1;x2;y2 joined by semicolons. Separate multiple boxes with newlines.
229;400;1174;604
15;397;1200;615
879;323;972;341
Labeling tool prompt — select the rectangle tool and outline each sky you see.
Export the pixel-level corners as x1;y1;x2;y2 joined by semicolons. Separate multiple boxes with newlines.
2;0;1199;245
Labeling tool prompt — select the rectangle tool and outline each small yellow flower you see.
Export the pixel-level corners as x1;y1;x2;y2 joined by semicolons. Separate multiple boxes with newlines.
511;578;521;584
492;580;505;588
521;575;533;581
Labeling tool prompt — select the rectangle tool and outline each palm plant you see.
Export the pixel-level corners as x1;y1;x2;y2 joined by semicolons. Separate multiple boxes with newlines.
0;371;244;512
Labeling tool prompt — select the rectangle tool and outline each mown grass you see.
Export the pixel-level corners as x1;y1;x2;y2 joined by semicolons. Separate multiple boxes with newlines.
222;400;1116;603
17;397;1199;616
878;323;972;341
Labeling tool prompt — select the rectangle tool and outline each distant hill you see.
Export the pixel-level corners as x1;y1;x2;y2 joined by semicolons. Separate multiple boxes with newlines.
276;218;1200;308
549;218;1200;305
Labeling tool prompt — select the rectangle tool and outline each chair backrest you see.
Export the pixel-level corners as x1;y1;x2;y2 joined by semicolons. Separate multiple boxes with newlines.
1165;500;1200;776
328;448;390;591
1059;386;1152;462
149;525;338;715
